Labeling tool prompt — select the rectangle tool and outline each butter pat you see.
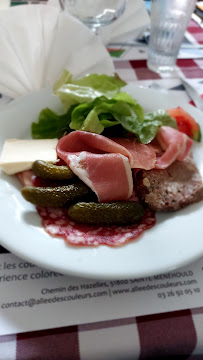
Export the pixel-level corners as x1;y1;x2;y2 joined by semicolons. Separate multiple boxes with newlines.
0;139;58;175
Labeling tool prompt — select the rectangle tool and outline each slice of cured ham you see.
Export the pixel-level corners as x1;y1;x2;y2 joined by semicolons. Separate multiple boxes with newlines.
57;131;134;202
155;126;193;169
112;138;156;170
56;131;156;202
69;152;133;202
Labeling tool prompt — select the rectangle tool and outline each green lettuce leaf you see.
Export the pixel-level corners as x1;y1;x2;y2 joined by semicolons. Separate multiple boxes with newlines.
69;94;144;135
53;69;73;93
31;71;177;143
117;110;177;144
54;70;126;109
31;106;74;139
82;109;104;134
140;110;178;144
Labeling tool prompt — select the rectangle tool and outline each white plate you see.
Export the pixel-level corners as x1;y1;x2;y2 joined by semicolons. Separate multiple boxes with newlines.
0;85;203;280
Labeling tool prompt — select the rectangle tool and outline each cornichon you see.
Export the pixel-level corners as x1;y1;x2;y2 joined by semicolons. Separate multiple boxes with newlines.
68;202;145;226
32;160;74;180
21;183;91;207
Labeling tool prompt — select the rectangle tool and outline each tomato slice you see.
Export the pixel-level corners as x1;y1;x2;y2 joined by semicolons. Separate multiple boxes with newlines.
167;107;201;142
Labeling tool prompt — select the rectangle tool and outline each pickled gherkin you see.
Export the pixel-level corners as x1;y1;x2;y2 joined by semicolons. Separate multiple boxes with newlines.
32;160;74;180
68;202;145;226
21;183;91;207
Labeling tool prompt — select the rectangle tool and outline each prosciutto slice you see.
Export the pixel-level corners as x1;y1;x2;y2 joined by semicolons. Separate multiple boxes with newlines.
112;138;156;170
56;131;157;202
57;131;133;202
155;126;193;169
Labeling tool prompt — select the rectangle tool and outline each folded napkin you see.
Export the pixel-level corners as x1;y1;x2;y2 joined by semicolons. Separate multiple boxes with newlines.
49;0;150;44
0;0;10;10
0;4;114;98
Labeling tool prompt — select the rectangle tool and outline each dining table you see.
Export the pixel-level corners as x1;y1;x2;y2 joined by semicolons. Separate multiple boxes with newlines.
0;1;203;359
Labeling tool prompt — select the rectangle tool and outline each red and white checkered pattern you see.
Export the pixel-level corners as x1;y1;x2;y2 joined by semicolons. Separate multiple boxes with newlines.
188;19;203;45
0;308;203;359
114;58;203;82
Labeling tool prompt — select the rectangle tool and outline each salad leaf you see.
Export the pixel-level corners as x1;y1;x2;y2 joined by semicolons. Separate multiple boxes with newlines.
70;73;126;94
69;94;144;135
31;71;177;143
139;109;178;144
53;69;73;93
54;70;126;109
117;110;177;144
82;109;104;134
32;106;74;139
70;102;95;130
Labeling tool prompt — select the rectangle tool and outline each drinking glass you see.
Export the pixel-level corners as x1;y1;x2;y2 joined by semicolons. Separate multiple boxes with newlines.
61;0;127;35
147;0;196;73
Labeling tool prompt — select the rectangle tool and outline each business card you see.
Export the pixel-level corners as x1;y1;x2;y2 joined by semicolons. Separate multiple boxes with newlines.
0;253;202;335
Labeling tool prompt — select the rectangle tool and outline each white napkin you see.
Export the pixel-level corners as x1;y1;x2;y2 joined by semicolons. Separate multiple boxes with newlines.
49;0;150;44
0;0;10;10
0;4;114;98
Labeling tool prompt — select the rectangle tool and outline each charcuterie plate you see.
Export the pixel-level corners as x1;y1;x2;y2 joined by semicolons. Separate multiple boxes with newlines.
0;85;203;280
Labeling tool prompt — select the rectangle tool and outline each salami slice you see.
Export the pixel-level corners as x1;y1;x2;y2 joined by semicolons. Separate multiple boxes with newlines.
18;168;156;247
17;170;36;186
37;206;156;247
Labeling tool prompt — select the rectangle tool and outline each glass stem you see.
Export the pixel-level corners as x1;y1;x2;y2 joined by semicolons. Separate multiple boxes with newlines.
88;25;99;36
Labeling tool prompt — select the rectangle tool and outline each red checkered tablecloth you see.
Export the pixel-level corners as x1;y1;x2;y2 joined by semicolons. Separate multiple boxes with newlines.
114;58;203;81
0;308;203;359
0;2;203;359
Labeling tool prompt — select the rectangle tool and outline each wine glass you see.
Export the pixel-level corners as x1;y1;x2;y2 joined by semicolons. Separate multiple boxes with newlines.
60;0;127;35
